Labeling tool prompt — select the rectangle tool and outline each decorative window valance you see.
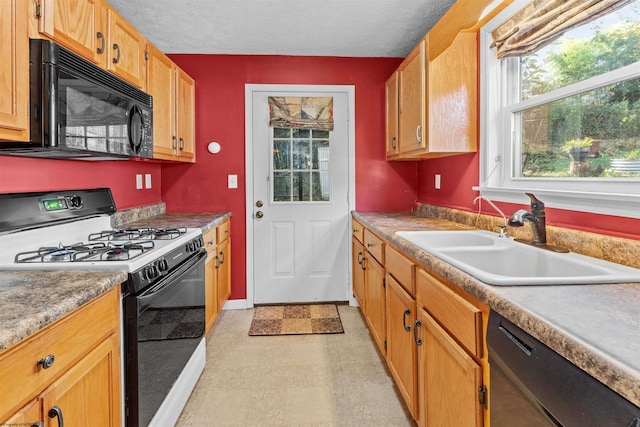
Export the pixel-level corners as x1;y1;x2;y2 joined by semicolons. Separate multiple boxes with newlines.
490;0;634;59
268;97;334;131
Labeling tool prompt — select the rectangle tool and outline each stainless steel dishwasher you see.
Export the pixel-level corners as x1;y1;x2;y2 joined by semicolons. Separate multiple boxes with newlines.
487;310;640;426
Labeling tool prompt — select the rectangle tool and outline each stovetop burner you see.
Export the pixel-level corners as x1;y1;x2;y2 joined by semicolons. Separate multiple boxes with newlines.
88;227;188;242
14;240;155;263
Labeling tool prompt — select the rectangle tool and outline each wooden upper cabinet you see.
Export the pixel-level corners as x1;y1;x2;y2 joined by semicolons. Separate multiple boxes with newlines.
0;0;29;142
37;0;103;64
176;68;195;161
147;43;196;163
427;31;478;155
385;71;399;158
398;40;426;156
147;43;177;158
106;5;146;89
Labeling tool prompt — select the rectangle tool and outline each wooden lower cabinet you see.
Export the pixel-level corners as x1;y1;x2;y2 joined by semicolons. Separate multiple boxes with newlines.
0;287;121;426
351;237;366;309
364;254;386;356
204;219;232;335
418;308;483;427
386;275;418;419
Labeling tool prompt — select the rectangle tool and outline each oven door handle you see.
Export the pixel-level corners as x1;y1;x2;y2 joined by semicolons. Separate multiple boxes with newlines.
137;249;207;314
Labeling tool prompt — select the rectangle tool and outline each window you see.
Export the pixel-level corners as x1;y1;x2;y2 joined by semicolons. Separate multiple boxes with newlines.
480;0;640;218
271;127;331;203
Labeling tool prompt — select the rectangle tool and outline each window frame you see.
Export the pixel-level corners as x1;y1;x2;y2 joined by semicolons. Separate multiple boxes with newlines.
478;0;640;219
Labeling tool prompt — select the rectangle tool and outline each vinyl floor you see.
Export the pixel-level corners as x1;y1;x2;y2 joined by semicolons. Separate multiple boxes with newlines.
175;305;415;426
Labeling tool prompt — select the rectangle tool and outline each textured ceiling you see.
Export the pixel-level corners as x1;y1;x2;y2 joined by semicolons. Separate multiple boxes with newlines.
107;0;456;57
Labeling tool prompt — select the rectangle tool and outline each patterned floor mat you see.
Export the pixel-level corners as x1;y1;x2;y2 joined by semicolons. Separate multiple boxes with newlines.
248;304;344;336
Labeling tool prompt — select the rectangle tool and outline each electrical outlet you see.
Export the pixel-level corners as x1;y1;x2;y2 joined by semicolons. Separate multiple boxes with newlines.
136;174;143;189
435;174;441;190
145;174;152;189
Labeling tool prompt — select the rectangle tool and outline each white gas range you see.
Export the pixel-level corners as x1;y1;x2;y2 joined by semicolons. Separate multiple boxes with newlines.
0;189;207;427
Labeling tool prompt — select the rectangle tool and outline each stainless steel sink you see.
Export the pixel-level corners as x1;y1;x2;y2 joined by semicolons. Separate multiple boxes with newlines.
395;230;640;286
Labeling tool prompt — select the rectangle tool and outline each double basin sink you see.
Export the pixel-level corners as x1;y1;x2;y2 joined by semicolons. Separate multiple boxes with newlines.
395;230;640;286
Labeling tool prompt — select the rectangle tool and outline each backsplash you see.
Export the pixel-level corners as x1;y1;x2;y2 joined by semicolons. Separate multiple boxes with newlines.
415;203;640;269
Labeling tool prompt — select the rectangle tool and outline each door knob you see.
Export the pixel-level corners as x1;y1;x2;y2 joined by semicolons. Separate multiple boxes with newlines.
256;211;264;218
256;200;263;207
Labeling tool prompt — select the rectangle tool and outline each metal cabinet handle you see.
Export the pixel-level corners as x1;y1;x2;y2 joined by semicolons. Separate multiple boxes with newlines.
403;309;411;332
48;406;64;427
361;256;366;271
112;43;121;64
357;251;363;265
37;354;55;369
391;136;397;149
219;250;225;265
414;320;422;345
32;422;44;427
96;32;105;54
416;125;422;143
172;136;178;150
179;137;185;151
366;243;374;248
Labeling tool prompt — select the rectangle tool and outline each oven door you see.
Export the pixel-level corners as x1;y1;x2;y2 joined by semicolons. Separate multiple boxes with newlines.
124;249;206;427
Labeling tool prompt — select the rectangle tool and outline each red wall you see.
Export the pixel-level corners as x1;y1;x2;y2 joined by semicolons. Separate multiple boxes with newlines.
416;153;640;240
163;54;416;300
0;157;162;209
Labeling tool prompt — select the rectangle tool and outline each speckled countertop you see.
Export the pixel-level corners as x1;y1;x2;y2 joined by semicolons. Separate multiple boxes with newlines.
353;211;640;408
0;270;127;351
0;211;231;353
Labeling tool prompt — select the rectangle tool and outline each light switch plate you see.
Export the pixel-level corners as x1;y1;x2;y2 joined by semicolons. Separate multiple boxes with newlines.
435;174;441;190
145;174;152;189
136;174;143;189
228;174;238;189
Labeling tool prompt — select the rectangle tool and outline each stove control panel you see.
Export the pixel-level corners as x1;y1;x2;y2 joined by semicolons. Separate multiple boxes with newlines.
41;195;84;212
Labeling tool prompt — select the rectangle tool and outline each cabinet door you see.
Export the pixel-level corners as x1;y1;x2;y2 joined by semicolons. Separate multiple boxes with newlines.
107;6;146;88
385;71;399;158
428;31;478;154
40;334;121;427
419;308;483;427
364;256;386;356
216;238;231;312
398;40;426;155
351;237;366;310
0;0;29;141
3;398;41;426
386;275;418;418
176;68;196;161
205;252;217;334
38;0;103;64
147;44;178;158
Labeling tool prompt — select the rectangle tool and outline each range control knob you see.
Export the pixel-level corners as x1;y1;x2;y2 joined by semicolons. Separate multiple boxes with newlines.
157;258;169;272
68;195;83;209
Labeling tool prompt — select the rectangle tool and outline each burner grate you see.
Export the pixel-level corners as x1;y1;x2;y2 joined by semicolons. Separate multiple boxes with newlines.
89;227;187;242
14;240;155;263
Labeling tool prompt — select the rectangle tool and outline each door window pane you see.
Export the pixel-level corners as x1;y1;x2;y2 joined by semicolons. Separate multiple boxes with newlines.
271;127;332;202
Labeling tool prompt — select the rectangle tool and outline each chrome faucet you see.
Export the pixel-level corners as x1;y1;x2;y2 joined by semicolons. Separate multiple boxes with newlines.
508;193;547;245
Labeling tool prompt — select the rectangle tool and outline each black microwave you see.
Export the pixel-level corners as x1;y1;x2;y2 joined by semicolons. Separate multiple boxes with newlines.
0;39;153;160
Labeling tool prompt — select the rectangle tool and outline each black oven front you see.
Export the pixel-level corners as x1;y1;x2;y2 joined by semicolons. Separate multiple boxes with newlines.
124;249;207;427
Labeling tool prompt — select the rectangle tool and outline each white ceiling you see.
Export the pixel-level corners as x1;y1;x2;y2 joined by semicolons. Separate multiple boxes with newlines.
107;0;456;57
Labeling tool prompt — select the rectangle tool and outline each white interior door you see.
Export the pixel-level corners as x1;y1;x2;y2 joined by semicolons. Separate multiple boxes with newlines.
250;89;350;304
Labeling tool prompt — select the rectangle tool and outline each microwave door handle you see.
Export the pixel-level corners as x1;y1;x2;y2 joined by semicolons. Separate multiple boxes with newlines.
137;250;207;314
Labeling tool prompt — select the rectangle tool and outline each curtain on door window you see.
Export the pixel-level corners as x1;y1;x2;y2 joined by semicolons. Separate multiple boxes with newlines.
268;97;334;131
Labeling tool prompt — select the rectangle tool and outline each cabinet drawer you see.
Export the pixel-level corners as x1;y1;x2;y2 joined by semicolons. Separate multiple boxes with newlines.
216;220;231;243
352;219;364;243
386;246;415;296
364;229;385;265
417;269;482;358
203;226;217;254
0;288;119;420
